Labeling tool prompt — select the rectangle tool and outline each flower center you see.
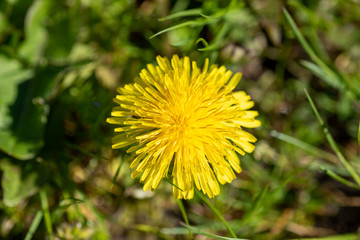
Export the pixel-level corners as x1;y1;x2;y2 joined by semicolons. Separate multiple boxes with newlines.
166;101;196;140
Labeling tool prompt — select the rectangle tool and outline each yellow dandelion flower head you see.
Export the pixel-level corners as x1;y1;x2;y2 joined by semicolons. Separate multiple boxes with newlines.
107;55;261;199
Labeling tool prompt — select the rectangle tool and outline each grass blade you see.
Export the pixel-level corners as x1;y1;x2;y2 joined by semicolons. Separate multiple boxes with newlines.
195;38;209;48
286;1;330;62
282;8;320;63
304;89;360;187
241;184;269;223
24;210;43;240
39;189;54;240
195;189;237;238
198;22;230;52
358;120;360;147
291;233;360;240
65;141;107;160
150;20;202;39
181;223;248;240
59;197;84;209
320;167;360;190
135;224;173;240
282;8;344;89
177;199;193;238
300;60;326;80
150;18;218;39
110;158;125;189
76;190;110;238
270;130;338;165
159;8;202;21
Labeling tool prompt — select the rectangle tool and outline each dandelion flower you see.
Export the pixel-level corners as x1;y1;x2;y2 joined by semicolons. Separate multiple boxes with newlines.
107;55;261;199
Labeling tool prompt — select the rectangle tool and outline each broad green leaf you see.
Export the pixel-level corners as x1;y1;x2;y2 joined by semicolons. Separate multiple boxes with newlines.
0;158;48;207
44;10;78;61
18;0;51;65
0;55;60;160
0;56;33;108
0;56;34;159
6;0;18;4
0;12;8;36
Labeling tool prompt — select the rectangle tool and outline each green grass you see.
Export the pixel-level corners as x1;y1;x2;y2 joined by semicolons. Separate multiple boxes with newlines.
1;0;360;239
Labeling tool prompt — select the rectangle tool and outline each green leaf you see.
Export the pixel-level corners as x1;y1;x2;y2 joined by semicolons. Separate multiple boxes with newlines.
181;224;248;240
159;8;203;21
195;189;237;238
304;89;360;187
0;12;9;36
0;56;33;107
18;0;51;65
0;55;37;160
110;159;124;189
150;18;219;39
199;21;230;60
24;210;43;240
195;38;209;48
0;158;48;207
40;189;54;240
44;10;78;61
58;198;85;209
0;48;64;159
300;60;326;80
76;190;110;239
283;9;346;90
358;120;360;147
270;130;338;165
320;166;360;190
292;233;360;240
241;184;269;223
0;57;60;159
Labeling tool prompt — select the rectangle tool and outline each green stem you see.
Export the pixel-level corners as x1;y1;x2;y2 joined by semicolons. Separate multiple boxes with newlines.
195;189;237;238
177;199;193;239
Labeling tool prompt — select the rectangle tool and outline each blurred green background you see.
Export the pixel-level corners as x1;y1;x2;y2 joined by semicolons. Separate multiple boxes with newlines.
1;0;360;239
